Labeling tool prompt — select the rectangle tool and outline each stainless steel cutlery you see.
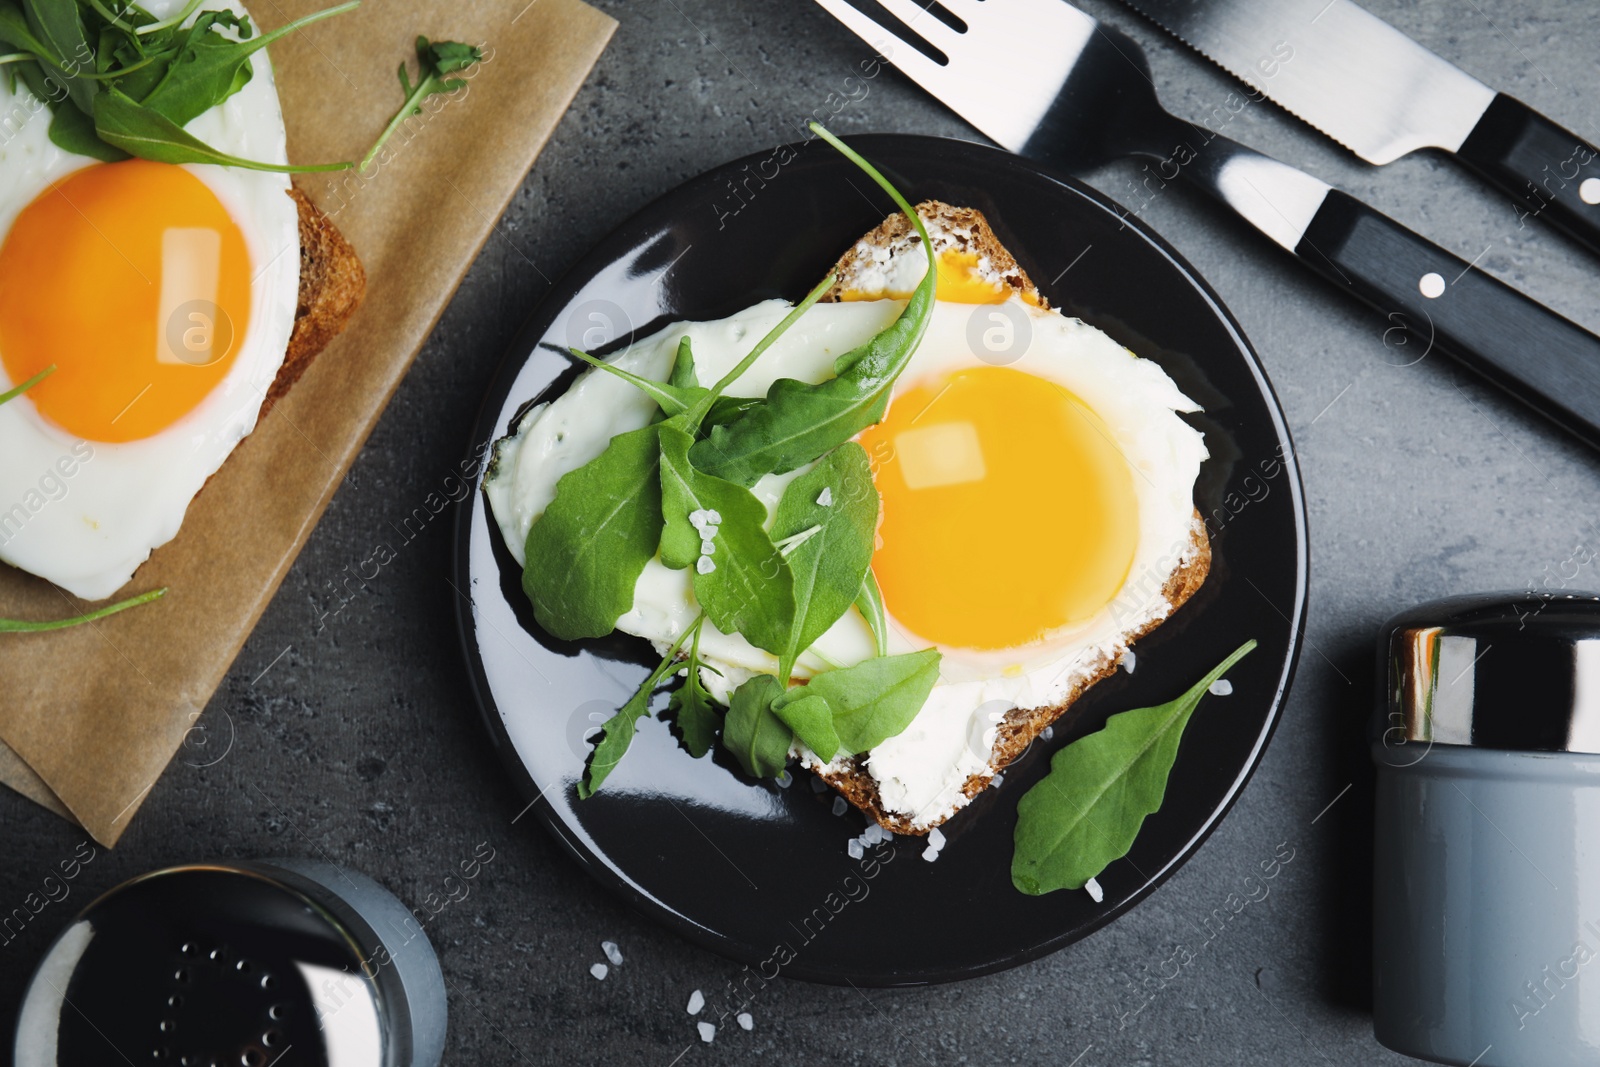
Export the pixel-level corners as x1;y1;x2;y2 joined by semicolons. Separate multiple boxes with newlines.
810;0;1600;449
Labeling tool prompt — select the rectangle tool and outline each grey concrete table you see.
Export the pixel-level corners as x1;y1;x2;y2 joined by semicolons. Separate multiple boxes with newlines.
5;1;1599;1063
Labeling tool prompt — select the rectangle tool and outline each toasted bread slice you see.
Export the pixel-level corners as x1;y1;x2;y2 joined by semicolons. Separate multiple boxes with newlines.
260;187;366;415
807;200;1212;835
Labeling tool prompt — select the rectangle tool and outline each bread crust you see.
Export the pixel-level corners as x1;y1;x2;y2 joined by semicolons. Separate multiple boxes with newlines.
822;199;1050;309
260;187;365;415
808;199;1212;835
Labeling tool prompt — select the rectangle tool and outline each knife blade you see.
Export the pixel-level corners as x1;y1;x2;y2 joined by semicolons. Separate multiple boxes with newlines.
1123;0;1600;255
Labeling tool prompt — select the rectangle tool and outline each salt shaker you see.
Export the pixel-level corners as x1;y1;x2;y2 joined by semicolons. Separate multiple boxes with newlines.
12;858;446;1067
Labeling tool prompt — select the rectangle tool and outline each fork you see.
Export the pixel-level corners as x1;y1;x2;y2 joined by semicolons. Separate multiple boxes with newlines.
812;0;1600;453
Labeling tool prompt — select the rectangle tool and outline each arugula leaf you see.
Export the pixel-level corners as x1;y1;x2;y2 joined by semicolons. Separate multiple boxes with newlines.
722;673;792;778
855;569;888;658
48;92;127;160
668;336;697;389
768;691;838;762
773;648;941;756
667;621;720;758
3;1;374;169
770;442;878;680
1011;640;1258;895
360;35;482;170
578;614;702;798
93;87;353;172
0;363;53;407
523;423;664;641
566;346;707;419
136;7;295;127
689;124;937;486
22;0;93;112
657;422;795;654
1;587;166;633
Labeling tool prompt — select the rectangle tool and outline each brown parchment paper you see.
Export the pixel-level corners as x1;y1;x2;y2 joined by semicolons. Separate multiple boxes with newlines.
0;0;616;845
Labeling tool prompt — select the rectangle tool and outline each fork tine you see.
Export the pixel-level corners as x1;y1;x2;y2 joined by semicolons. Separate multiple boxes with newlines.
869;0;966;47
809;0;960;95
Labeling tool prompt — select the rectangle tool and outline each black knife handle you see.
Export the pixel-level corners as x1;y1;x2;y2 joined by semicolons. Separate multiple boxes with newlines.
1297;189;1600;450
1458;93;1600;257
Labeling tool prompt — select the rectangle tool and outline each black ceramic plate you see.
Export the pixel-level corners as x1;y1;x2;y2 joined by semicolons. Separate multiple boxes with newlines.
454;135;1307;986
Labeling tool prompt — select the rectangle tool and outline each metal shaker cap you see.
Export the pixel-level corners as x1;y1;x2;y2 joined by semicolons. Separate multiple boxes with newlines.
1376;591;1600;758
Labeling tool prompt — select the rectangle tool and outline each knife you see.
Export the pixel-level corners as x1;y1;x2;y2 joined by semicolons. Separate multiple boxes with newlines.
1121;0;1600;256
810;0;1600;452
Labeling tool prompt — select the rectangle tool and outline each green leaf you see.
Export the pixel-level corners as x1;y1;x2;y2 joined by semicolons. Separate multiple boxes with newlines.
770;442;878;680
577;615;701;798
855;569;888;658
93;87;352;172
668;621;720;758
22;0;94;113
136;3;355;127
523;423;664;641
657;422;794;654
1;587;165;633
1011;640;1258;895
769;691;839;762
689;125;937;486
774;648;941;755
48;93;126;160
0;3;53;57
722;674;792;778
360;35;483;170
668;336;697;389
566;346;707;419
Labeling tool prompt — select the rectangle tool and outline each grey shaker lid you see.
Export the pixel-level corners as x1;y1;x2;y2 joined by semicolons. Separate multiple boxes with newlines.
1376;591;1600;757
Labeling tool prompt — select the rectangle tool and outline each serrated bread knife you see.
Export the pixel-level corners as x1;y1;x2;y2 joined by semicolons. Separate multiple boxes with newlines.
1121;0;1600;256
809;0;1600;451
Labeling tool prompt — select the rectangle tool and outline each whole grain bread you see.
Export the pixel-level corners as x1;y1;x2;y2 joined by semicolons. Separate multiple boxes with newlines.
807;200;1212;835
260;186;365;414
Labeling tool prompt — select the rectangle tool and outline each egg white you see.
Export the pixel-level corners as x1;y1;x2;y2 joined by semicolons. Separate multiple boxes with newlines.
486;296;1208;825
0;0;300;601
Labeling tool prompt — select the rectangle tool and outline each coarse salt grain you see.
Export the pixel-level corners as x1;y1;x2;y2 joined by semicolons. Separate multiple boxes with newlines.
1120;649;1137;674
590;963;608;980
810;775;828;793
696;556;715;574
775;769;792;789
990;774;1004;789
832;796;847;816
698;1021;716;1043
701;538;716;555
601;941;623;967
1209;679;1234;696
737;1012;754;1031
928;827;946;851
687;990;704;1015
1041;726;1054;742
921;843;940;862
847;838;864;860
1085;877;1104;903
817;487;833;507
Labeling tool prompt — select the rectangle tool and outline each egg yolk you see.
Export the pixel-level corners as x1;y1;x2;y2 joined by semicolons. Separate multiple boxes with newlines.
859;365;1139;651
0;160;253;443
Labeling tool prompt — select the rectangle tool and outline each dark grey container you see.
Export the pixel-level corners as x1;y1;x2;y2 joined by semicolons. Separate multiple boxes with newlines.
1374;593;1600;1067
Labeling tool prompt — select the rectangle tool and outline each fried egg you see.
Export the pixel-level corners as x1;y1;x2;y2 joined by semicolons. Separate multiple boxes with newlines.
486;230;1207;826
0;0;300;601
